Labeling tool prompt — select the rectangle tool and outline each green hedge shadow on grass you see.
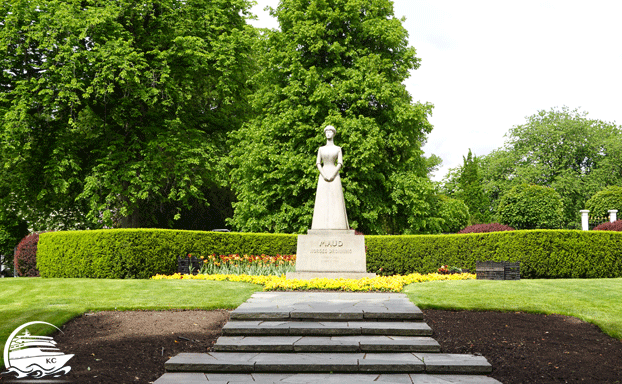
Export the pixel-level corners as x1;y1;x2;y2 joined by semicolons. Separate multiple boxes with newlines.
37;228;622;279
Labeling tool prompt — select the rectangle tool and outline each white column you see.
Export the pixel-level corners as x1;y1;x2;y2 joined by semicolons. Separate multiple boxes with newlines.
609;210;618;223
580;210;590;231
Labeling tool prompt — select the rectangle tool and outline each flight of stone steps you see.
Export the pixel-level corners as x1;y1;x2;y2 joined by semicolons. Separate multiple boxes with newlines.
154;292;501;383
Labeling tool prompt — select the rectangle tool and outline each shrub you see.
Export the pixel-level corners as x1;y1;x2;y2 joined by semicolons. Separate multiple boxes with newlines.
594;220;622;231
0;214;29;270
1;254;13;277
436;195;470;233
458;223;515;234
38;229;297;279
496;184;564;229
37;228;622;280
14;233;40;277
585;186;622;219
366;230;622;278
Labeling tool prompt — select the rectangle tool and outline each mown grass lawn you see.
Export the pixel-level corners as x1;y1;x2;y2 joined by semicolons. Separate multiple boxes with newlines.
2;277;621;368
404;278;622;340
0;278;262;367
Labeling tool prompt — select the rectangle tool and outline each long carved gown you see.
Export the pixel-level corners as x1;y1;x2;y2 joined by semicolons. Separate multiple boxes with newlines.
311;144;349;230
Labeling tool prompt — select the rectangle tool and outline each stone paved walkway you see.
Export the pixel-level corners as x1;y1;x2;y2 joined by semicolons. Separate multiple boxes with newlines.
154;292;501;383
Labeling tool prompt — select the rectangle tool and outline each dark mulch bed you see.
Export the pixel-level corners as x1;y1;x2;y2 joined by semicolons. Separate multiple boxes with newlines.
425;310;622;384
2;309;621;384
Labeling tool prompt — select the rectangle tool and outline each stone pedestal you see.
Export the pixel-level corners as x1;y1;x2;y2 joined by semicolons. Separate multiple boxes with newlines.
286;229;376;280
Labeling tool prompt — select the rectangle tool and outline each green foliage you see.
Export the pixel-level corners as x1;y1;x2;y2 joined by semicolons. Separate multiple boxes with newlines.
457;149;490;224
37;229;297;279
39;227;622;280
0;212;28;272
480;107;622;228
435;195;469;233
366;230;622;279
439;166;461;196
496;184;564;229
585;186;622;219
228;0;434;234
0;0;255;230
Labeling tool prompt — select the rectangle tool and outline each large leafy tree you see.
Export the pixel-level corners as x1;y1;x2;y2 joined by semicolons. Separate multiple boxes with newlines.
455;149;490;224
229;0;434;234
0;0;254;229
480;107;622;228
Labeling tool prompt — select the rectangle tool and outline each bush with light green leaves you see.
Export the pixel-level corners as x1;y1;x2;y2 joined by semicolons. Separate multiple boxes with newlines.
585;186;622;220
496;184;564;229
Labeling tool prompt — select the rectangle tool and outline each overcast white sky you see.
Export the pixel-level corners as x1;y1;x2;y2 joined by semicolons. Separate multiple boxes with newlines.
248;0;622;181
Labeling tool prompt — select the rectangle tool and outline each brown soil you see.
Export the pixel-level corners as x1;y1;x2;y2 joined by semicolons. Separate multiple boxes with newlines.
2;309;621;384
425;310;622;384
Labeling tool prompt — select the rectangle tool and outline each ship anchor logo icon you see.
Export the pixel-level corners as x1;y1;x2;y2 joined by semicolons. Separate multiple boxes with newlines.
2;321;73;379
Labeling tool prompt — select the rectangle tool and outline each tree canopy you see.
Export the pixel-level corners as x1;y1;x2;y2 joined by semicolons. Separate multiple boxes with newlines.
228;0;434;234
0;0;255;229
454;149;489;224
479;107;622;228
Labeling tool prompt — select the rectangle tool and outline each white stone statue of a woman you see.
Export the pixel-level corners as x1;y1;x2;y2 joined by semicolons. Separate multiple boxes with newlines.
311;125;349;230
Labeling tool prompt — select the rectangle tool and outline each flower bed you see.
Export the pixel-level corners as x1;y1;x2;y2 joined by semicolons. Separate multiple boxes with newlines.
151;272;475;292
191;253;295;276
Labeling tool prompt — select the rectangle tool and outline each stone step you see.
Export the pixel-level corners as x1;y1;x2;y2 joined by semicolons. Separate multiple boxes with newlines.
164;352;493;375
214;336;441;353
231;292;424;322
230;309;423;322
155;372;503;383
222;320;433;336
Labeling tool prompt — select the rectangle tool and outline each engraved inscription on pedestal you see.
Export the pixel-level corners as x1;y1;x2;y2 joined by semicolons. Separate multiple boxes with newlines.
290;229;369;275
310;238;352;255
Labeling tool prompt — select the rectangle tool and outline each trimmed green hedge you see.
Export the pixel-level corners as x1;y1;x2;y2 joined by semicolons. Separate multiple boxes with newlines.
367;230;622;278
38;229;297;279
38;228;622;279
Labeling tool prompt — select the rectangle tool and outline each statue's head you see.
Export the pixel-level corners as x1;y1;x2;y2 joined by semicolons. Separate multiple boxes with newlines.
324;125;336;138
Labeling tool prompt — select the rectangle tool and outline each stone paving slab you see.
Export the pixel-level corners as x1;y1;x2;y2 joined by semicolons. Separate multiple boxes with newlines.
348;336;440;352
155;373;502;383
165;352;492;374
358;352;425;372
166;352;258;372
231;292;423;321
291;336;362;352
223;321;433;336
154;372;211;383
253;352;362;372
214;336;440;353
215;336;302;352
414;354;494;374
352;322;433;336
